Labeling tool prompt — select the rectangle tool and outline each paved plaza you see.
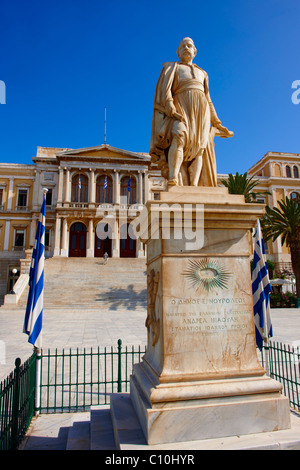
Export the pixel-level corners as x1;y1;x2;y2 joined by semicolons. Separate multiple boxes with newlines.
0;305;299;381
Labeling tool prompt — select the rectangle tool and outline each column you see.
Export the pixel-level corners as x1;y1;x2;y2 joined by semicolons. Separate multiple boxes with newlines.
4;220;10;250
7;178;14;210
112;218;119;258
144;171;149;203
114;171;120;205
57;167;64;206
29;217;37;247
89;169;95;204
64;168;70;203
54;217;61;256
60;218;68;257
86;219;94;257
138;172;143;204
33;171;41;209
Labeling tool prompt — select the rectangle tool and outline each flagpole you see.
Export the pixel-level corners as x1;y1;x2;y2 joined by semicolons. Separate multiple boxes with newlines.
104;107;107;145
35;187;48;416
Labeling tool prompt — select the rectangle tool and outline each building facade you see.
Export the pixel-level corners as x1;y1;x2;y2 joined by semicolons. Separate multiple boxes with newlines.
0;147;299;300
0;144;166;300
247;151;300;272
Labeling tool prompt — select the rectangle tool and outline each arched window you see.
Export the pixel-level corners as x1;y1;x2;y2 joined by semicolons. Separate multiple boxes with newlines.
286;165;292;178
96;175;113;203
72;173;88;202
293;166;299;178
120;176;136;204
274;164;281;177
290;192;300;204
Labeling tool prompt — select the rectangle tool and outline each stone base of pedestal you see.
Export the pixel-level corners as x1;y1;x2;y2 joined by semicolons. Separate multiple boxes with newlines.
129;362;291;445
109;394;300;450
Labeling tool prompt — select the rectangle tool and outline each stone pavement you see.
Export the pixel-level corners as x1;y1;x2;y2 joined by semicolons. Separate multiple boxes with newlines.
0;306;299;382
0;307;147;381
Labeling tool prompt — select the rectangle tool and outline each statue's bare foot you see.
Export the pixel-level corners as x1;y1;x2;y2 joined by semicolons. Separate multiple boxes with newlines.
168;178;178;186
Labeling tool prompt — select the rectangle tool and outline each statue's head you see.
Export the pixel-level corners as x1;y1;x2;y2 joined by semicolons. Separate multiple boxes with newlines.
177;37;197;63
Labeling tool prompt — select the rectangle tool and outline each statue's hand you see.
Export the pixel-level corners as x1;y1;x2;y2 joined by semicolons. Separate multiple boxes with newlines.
215;123;234;138
165;100;177;118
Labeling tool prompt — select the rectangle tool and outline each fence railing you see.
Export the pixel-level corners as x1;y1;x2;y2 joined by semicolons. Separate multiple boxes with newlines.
1;340;299;450
0;352;36;450
39;339;146;413
261;341;300;411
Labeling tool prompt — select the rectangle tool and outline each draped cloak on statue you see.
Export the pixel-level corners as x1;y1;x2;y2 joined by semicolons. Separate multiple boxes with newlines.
149;62;224;187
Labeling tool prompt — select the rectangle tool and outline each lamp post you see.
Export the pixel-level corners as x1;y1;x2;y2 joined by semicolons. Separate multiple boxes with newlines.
10;268;18;294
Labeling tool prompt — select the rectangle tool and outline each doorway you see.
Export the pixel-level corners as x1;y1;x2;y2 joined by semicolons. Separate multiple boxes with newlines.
95;223;112;257
120;223;136;258
69;222;87;257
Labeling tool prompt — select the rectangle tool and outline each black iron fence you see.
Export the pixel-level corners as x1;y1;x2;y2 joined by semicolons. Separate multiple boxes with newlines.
38;339;146;413
1;340;299;450
0;352;36;450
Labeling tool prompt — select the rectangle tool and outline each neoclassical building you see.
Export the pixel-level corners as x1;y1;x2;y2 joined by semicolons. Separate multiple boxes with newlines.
0;146;299;299
247;151;300;270
0;144;166;299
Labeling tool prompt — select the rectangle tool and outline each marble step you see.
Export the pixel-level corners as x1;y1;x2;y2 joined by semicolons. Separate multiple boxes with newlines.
65;405;117;450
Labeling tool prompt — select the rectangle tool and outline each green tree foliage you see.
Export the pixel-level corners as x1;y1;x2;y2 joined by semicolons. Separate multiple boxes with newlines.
261;197;300;298
221;172;270;203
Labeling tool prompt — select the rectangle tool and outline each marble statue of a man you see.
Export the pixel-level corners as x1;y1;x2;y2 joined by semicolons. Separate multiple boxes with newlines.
150;37;233;187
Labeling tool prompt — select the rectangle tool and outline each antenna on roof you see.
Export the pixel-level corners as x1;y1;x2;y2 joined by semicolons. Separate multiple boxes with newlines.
104;107;107;145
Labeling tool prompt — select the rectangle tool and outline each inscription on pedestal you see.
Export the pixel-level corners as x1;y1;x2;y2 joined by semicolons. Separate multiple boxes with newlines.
167;298;250;335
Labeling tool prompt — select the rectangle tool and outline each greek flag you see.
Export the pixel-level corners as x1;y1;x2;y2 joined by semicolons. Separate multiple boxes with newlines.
252;219;273;350
23;192;46;349
104;176;107;189
127;176;131;192
78;174;81;189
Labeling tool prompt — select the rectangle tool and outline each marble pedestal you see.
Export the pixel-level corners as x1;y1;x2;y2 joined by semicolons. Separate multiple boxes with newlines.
129;187;291;445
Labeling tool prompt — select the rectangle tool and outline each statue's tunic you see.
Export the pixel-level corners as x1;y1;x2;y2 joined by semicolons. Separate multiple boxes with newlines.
150;62;221;173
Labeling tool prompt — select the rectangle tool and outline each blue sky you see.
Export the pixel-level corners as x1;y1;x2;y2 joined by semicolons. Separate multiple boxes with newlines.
0;0;299;174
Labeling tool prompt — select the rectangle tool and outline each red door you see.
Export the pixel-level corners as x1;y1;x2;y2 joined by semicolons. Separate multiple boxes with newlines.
69;222;87;257
95;223;112;257
120;223;136;258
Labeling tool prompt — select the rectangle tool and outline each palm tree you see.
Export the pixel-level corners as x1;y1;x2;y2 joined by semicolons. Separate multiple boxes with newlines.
261;197;300;299
220;172;270;203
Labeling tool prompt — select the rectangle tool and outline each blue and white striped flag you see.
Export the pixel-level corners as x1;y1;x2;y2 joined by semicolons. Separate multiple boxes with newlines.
252;219;273;350
127;176;131;192
23;192;46;349
104;176;107;189
78;174;81;189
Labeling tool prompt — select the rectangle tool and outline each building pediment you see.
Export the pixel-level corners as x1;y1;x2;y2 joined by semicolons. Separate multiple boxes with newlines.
56;144;150;165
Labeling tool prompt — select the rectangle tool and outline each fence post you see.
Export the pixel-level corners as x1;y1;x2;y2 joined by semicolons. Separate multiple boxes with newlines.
11;357;21;450
34;348;41;416
117;339;122;393
263;341;270;375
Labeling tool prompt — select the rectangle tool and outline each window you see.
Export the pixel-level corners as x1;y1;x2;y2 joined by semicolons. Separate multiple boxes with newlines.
286;165;292;178
153;192;160;200
45;229;50;249
293;166;299;178
17;189;28;209
120;176;136;204
96;175;113;203
71;174;88;203
46;188;52;206
14;229;25;250
290;192;300;204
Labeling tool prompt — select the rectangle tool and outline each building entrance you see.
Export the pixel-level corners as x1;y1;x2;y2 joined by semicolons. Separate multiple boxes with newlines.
95;223;112;257
69;222;87;257
120;223;136;258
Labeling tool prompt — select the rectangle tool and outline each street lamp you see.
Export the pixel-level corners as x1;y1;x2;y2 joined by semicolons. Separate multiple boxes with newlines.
9;268;18;294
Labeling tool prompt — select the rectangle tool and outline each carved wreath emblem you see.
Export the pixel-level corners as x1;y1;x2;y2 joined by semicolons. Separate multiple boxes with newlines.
183;258;231;292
